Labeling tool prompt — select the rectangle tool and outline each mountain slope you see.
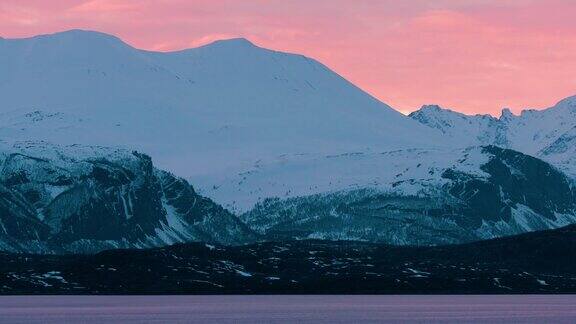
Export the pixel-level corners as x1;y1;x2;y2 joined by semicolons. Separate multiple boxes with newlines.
0;141;256;253
0;30;445;190
2;225;576;294
239;146;576;245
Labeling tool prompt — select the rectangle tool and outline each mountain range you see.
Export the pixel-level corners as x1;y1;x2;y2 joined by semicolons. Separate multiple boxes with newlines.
409;97;576;178
0;29;575;253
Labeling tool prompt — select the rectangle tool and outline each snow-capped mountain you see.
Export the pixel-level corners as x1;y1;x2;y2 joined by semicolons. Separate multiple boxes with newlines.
0;29;444;191
0;141;256;253
238;146;576;245
409;96;576;177
407;105;507;147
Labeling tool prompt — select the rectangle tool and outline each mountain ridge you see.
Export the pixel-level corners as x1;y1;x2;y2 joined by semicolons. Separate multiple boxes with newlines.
2;224;576;294
0;29;445;191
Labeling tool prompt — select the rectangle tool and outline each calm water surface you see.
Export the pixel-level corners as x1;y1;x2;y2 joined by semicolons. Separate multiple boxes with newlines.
0;295;575;323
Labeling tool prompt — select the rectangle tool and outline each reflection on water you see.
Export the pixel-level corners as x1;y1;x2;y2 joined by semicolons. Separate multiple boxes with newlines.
1;295;575;323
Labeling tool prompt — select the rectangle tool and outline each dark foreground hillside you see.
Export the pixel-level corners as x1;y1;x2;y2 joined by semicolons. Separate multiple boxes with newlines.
1;225;576;294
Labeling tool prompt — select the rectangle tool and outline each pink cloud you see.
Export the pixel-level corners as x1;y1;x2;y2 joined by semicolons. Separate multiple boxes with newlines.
70;0;140;13
1;0;575;115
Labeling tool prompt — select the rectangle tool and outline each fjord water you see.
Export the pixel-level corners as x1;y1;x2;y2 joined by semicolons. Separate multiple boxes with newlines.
1;295;575;323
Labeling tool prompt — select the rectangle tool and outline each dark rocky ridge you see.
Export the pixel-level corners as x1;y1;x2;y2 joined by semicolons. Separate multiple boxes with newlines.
1;225;576;294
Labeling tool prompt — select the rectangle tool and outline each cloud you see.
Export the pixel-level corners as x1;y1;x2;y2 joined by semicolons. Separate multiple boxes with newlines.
70;0;140;13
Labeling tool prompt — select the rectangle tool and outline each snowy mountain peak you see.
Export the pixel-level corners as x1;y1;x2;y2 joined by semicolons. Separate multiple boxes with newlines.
0;29;137;70
193;37;260;55
499;108;515;121
554;95;576;112
516;95;576;117
8;29;129;48
409;105;495;132
556;94;576;105
46;29;119;39
418;104;444;112
412;104;493;120
205;37;256;48
408;105;501;148
408;105;461;133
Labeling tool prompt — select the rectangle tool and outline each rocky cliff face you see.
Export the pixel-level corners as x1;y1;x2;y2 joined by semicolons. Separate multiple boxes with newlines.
0;142;257;253
241;146;576;245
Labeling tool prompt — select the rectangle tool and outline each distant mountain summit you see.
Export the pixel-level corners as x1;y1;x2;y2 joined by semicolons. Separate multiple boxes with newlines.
410;96;576;177
203;37;257;48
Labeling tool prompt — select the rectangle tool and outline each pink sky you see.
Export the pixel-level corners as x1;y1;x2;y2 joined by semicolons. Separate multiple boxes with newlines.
1;0;575;115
